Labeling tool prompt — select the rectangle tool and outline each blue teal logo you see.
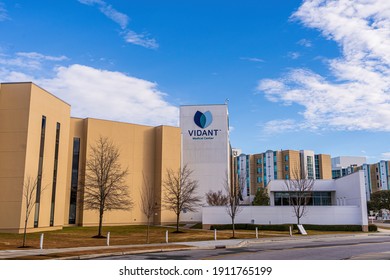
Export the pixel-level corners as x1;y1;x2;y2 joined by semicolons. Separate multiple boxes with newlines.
194;111;213;128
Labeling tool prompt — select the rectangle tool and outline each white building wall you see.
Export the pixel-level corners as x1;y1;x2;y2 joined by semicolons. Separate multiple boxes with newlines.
180;105;230;222
203;206;364;226
238;154;251;204
331;156;366;168
379;161;389;191
362;164;371;201
333;170;368;226
300;150;316;179
264;150;275;185
203;171;368;227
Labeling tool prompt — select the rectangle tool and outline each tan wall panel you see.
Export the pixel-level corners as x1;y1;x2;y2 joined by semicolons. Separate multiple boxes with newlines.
79;119;161;226
0;110;30;132
158;126;181;224
319;154;332;179
0;177;24;231
20;84;70;231
63;118;85;225
0;84;32;232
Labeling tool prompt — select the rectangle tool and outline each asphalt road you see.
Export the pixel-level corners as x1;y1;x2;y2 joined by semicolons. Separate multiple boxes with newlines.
96;235;390;260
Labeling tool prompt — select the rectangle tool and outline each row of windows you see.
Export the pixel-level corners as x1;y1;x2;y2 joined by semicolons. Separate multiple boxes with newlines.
274;191;332;206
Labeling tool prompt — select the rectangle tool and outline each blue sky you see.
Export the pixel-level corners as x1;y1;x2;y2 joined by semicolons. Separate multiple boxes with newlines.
0;0;389;163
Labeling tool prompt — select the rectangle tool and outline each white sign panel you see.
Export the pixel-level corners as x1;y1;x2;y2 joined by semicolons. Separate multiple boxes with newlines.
180;105;230;222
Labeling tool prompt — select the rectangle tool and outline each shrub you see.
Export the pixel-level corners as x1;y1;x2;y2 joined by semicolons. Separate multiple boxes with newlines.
210;224;368;232
210;224;291;231
368;224;377;232
296;224;362;231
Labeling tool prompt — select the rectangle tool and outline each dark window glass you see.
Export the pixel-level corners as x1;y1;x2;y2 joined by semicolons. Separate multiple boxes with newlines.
68;138;80;224
50;122;60;226
34;116;46;228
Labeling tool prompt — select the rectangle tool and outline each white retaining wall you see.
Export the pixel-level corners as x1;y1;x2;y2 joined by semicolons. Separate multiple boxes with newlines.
202;205;365;226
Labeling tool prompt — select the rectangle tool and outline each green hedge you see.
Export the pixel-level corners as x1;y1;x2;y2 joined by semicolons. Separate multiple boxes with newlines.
292;224;363;231
368;224;378;232
210;224;291;231
210;224;373;232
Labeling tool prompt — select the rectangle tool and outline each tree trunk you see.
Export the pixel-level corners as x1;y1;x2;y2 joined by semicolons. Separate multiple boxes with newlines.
232;217;235;238
297;207;301;225
146;216;150;244
98;208;104;237
176;213;180;232
22;216;28;247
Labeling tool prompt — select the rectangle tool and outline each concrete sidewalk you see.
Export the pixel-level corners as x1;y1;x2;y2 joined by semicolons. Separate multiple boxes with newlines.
1;231;390;260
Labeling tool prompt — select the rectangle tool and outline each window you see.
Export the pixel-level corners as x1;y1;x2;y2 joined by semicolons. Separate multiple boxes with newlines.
50;122;60;227
257;177;262;183
257;167;262;174
273;191;332;206
34;116;46;228
285;155;288;161
285;165;289;171
68;138;80;224
307;156;314;179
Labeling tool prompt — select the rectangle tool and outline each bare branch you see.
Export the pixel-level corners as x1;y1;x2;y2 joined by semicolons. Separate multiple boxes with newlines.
224;173;245;238
205;190;228;206
140;172;159;243
162;164;202;232
83;136;133;237
22;175;46;247
284;166;315;225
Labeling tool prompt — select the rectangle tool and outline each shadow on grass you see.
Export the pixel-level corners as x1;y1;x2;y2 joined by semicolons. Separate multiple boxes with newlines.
92;235;106;239
171;231;185;234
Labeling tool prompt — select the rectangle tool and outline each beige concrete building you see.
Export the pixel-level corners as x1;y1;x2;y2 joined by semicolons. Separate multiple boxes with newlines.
0;83;71;233
0;82;180;233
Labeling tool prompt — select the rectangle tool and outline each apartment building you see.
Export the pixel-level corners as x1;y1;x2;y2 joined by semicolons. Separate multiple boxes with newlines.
331;156;366;179
331;156;390;200
234;149;332;203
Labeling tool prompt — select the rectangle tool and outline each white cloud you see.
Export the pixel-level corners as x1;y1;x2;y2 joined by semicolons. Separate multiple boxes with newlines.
381;152;390;159
99;4;129;29
78;0;157;49
240;57;264;63
124;31;159;50
297;39;312;47
78;0;104;5
40;65;178;126
16;52;68;61
257;0;390;132
0;51;68;70
260;119;310;134
0;2;9;21
287;52;301;59
0;50;178;126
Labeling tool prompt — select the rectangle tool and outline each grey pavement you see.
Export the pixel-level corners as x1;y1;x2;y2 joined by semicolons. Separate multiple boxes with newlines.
1;228;390;260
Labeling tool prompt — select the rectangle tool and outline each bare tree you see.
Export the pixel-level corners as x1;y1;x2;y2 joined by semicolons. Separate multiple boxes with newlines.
21;176;41;247
83;136;133;238
284;167;314;225
162;165;202;233
205;190;228;206
140;172;159;243
224;174;244;238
